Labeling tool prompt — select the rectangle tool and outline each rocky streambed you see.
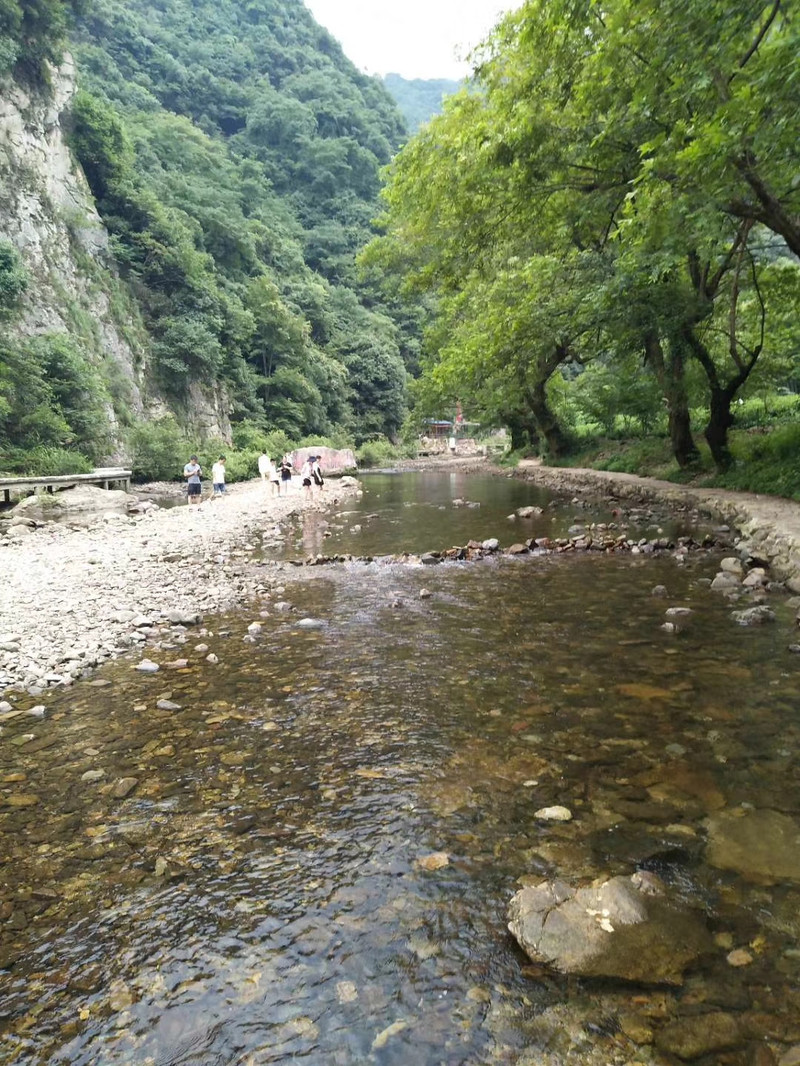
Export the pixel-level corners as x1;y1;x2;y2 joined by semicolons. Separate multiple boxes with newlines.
0;478;362;696
3;469;800;1065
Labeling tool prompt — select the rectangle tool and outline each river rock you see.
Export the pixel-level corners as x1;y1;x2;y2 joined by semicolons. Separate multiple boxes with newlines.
296;618;325;628
711;572;741;591
517;506;543;518
655;1012;742;1059
743;567;769;587
705;809;800;883
720;557;744;575
651;585;668;598
732;605;775;626
482;538;499;551
12;485;131;521
507;875;711;985
534;805;573;822
167;610;202;626
135;659;160;673
113;777;138;799
81;769;106;783
665;607;693;620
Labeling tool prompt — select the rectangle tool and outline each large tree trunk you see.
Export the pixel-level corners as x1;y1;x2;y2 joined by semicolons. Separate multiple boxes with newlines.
644;331;699;468
528;380;569;458
705;386;735;471
505;409;540;453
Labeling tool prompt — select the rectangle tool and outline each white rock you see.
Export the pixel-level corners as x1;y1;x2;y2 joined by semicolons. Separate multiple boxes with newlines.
534;805;573;822
135;659;160;673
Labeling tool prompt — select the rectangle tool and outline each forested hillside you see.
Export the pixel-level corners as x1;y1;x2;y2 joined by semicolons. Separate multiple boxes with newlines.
383;74;460;133
367;0;800;492
1;0;415;475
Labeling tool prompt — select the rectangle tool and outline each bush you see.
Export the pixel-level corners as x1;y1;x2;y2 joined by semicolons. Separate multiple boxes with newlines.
129;416;189;482
16;447;94;476
263;429;294;461
231;419;270;452
356;437;399;467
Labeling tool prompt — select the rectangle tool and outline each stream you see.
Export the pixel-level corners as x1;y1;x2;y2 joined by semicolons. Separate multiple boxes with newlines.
1;473;799;1065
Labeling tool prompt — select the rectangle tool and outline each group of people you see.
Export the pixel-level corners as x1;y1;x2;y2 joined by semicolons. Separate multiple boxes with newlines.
182;451;324;504
257;451;324;497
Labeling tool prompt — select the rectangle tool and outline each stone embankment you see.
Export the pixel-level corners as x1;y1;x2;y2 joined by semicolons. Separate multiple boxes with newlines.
516;461;800;590
0;479;361;696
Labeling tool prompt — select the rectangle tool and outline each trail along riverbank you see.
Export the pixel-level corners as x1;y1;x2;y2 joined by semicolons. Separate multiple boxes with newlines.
0;479;361;697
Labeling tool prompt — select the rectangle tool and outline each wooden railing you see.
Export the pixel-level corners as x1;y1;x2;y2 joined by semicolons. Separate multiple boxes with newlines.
0;469;132;504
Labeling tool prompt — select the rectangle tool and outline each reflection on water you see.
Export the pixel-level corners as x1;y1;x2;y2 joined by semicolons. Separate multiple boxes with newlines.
1;475;799;1064
284;471;700;560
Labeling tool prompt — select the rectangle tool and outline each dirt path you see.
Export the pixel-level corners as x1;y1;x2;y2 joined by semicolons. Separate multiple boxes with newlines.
516;460;800;589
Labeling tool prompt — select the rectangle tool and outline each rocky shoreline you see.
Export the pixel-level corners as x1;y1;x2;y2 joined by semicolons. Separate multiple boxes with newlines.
0;478;362;698
515;460;800;590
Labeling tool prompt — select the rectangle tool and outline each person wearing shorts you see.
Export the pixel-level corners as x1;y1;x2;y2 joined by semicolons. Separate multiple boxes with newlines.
280;455;293;495
183;455;203;505
300;457;313;498
212;455;226;496
269;457;281;497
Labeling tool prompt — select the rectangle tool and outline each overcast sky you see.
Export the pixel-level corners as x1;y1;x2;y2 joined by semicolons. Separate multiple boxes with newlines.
304;0;516;80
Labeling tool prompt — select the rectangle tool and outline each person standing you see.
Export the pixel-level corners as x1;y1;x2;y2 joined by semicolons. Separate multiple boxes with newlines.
280;454;293;495
212;455;227;496
268;456;281;497
183;454;203;506
258;451;270;482
300;456;313;498
311;455;324;493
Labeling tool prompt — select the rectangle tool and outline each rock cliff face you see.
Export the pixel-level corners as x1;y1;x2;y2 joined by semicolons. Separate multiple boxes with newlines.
0;59;231;449
0;59;144;407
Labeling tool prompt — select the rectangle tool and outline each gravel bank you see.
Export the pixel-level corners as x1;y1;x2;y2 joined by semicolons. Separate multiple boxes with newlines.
516;461;800;588
0;479;360;696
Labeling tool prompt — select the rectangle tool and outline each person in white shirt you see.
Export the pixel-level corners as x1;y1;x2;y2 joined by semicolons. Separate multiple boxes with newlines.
212;456;226;496
300;457;313;498
258;451;270;481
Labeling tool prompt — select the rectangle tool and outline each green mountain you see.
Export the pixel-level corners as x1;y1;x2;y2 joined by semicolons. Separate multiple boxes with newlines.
0;0;416;474
383;73;461;134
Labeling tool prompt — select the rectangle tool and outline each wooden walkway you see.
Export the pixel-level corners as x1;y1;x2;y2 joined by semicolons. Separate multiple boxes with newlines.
0;468;132;504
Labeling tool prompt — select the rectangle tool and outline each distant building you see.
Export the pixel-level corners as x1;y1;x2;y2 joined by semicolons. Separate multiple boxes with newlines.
422;419;453;439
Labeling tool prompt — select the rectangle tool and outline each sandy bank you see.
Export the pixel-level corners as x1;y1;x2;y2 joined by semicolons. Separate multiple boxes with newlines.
0;479;360;696
516;461;800;589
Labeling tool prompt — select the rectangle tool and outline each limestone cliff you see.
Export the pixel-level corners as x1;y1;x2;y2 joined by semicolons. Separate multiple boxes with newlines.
0;58;231;450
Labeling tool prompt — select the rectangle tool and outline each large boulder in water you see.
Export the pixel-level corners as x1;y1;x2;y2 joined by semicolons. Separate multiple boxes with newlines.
705;808;800;883
12;485;132;520
292;446;356;473
507;874;711;985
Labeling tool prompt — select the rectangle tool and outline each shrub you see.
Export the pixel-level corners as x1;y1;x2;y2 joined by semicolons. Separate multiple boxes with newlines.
231;419;270;452
263;429;294;461
129;416;189;482
356;437;399;467
19;447;94;476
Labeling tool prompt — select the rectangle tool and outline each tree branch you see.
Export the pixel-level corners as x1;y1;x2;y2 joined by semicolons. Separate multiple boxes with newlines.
734;0;781;79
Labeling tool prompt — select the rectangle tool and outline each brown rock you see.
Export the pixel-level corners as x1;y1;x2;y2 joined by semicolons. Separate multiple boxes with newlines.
656;1012;742;1059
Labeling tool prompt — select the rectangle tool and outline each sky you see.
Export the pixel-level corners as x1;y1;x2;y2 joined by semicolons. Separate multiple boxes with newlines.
304;0;516;80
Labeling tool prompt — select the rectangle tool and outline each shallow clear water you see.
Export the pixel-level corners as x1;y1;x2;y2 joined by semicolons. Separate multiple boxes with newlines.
1;474;799;1065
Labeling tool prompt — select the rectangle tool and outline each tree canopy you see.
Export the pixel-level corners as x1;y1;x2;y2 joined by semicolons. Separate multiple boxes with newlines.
365;0;800;470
